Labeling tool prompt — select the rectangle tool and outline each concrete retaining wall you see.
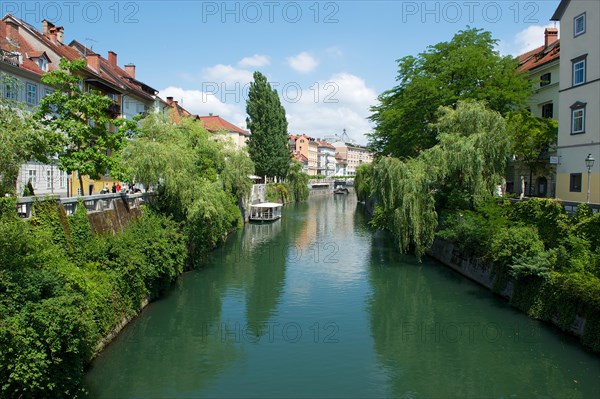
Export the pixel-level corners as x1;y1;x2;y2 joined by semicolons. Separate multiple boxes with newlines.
427;237;587;339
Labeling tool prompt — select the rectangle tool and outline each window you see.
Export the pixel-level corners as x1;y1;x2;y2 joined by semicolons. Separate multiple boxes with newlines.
59;171;66;189
572;109;585;133
37;57;48;72
44;88;52;97
540;72;551;87
574;13;586;37
572;56;586;86
571;102;586;134
26;83;37;105
28;170;37;186
4;82;17;100
570;173;582;192
541;103;553;119
46;170;52;189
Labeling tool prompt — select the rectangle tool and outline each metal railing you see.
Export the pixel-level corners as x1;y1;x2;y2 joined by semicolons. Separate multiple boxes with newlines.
507;197;599;215
15;192;152;219
0;48;19;66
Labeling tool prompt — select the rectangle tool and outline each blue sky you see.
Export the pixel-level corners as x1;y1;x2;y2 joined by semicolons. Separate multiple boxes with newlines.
5;0;561;143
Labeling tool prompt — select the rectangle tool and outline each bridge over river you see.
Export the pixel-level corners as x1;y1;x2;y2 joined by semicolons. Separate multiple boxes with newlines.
84;195;600;398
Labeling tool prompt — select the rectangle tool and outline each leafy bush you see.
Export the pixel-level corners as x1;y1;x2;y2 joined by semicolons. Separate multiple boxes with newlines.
509;198;569;248
0;204;186;398
490;225;545;267
437;210;493;257
508;250;555;278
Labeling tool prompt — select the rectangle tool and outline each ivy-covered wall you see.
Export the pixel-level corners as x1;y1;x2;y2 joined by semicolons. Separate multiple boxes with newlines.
433;198;600;353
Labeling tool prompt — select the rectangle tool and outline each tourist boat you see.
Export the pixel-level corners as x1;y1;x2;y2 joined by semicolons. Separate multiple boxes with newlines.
333;187;349;195
249;202;283;222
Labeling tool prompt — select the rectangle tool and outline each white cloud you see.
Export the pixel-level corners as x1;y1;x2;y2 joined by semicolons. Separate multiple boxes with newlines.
160;86;247;128
202;64;254;86
283;72;377;144
498;23;559;56
287;52;319;74
162;71;378;145
238;54;270;68
325;46;343;58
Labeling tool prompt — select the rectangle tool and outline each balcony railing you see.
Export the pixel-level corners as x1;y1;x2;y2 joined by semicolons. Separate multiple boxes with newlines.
15;192;152;219
0;48;19;66
106;101;121;115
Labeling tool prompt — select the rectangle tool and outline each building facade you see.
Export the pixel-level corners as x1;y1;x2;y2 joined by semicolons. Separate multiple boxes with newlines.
290;134;318;175
316;140;336;177
510;28;560;197
1;15;170;197
332;141;373;176
552;0;600;203
198;114;250;149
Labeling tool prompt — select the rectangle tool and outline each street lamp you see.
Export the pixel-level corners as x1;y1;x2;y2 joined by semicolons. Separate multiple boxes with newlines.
585;153;595;203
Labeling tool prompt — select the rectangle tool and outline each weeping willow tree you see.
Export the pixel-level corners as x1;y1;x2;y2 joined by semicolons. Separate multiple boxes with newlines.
122;114;254;263
371;100;511;259
355;163;374;202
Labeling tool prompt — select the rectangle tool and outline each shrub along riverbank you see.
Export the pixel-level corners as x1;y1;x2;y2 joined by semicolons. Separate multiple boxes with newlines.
0;197;187;398
437;198;600;352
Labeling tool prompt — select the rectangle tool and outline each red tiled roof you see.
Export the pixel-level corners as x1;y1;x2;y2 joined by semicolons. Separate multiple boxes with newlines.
198;115;249;136
518;40;560;73
292;151;308;163
69;41;154;101
316;139;335;149
0;19;45;75
2;15;158;103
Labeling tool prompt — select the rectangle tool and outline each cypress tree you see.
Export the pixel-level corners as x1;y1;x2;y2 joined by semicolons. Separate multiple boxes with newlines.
246;71;290;179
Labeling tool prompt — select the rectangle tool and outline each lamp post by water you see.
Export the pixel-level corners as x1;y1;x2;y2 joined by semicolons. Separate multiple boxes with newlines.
585;153;595;203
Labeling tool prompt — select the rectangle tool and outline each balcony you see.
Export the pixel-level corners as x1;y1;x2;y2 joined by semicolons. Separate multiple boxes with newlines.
0;48;19;66
106;100;121;116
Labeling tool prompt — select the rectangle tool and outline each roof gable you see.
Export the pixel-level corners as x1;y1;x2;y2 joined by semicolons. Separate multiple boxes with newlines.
199;115;249;136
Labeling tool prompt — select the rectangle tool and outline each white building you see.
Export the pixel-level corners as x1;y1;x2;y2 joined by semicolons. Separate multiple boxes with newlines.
317;140;336;177
551;0;600;203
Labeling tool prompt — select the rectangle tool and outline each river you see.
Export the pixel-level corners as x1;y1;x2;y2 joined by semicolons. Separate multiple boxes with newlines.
84;195;600;398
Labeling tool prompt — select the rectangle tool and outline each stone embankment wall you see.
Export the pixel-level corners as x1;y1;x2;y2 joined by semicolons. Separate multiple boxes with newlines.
427;237;587;339
87;196;143;234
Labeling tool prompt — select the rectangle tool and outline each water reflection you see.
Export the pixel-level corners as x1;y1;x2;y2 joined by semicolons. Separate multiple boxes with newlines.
367;230;599;398
85;196;600;398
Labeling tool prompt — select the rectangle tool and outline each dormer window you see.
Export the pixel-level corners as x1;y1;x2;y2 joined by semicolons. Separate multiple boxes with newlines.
37;57;48;72
29;51;50;72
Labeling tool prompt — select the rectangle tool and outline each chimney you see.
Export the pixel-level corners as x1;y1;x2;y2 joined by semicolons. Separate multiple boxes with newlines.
5;20;19;40
42;19;54;35
545;28;558;48
47;27;57;42
56;26;64;43
124;63;136;78
166;96;174;106
108;51;117;67
87;53;100;71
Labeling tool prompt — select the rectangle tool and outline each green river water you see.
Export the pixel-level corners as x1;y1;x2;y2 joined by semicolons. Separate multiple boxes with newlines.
84;195;600;398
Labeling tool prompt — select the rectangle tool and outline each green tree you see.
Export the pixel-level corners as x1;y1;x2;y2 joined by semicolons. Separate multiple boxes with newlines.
36;58;137;194
220;148;255;206
285;160;309;202
369;28;530;158
0;75;60;195
371;101;510;258
507;110;558;195
122;114;244;263
246;71;290;179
